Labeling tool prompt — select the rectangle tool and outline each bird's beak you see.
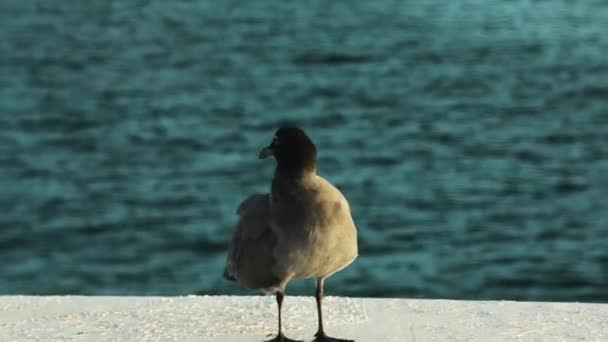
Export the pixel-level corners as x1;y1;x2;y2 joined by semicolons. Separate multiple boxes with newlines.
258;145;274;159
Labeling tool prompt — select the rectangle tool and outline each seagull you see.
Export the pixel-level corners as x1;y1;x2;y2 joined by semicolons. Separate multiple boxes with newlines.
225;126;358;342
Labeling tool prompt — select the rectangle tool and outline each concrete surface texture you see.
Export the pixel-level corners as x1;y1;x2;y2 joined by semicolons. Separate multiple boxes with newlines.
1;296;607;341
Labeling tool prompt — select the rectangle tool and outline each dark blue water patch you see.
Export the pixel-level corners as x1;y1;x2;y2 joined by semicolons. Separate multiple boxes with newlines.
17;116;97;133
176;237;228;256
43;135;99;153
461;144;509;159
534;229;568;241
304;113;348;128
123;195;201;209
0;229;32;252
292;52;377;66
562;85;608;101
510;149;547;164
552;179;589;194
540;132;586;145
352;155;402;167
77;222;121;237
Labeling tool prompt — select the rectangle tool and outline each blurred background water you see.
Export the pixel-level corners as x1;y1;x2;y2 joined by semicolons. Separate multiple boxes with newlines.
1;0;607;302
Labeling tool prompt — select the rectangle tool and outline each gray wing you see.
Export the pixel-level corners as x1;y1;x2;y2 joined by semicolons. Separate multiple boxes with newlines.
224;194;280;290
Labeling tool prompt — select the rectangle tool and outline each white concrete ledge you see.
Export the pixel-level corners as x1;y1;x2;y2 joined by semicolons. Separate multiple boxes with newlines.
1;295;607;341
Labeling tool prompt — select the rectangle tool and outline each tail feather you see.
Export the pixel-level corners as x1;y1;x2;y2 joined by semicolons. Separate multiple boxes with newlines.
223;267;236;282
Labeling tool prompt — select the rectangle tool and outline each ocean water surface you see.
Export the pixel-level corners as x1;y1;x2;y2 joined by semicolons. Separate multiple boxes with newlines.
1;0;608;301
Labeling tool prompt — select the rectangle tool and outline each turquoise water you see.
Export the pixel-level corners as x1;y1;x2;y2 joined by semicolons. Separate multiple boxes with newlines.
1;0;607;301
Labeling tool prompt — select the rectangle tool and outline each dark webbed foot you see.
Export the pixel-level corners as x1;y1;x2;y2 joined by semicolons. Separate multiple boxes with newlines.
313;332;354;342
265;332;302;342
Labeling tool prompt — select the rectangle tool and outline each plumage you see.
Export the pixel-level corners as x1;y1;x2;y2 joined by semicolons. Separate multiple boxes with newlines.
225;127;358;342
269;174;358;281
225;193;281;290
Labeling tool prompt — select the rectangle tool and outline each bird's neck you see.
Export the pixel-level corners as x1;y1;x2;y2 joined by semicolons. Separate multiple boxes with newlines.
274;166;316;184
275;156;317;181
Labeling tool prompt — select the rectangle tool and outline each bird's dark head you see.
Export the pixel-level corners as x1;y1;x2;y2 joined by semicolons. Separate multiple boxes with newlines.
259;126;317;176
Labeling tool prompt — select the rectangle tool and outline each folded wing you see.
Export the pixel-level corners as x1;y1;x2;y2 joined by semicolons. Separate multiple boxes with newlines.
225;194;281;290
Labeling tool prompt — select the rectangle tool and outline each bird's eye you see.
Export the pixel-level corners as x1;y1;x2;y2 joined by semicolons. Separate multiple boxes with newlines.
273;136;279;145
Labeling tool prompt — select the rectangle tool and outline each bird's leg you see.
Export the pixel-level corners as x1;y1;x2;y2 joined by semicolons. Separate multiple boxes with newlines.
266;291;301;342
313;278;354;342
315;278;325;336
